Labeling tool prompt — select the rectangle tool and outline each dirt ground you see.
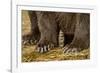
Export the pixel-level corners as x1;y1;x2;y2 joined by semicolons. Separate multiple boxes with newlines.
22;10;90;62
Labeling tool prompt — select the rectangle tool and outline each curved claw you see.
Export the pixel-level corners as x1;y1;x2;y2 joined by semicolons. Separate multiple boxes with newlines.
63;46;78;54
36;45;50;53
36;43;55;53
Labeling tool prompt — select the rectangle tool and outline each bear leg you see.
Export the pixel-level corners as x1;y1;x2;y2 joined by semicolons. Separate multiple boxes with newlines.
64;13;90;53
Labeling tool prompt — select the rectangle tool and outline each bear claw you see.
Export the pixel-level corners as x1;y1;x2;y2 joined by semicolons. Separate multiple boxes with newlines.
36;44;55;53
36;45;50;53
63;46;79;54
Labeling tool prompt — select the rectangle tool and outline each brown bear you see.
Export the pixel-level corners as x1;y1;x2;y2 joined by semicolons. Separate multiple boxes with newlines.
36;11;90;53
22;11;90;53
63;13;90;53
22;11;40;45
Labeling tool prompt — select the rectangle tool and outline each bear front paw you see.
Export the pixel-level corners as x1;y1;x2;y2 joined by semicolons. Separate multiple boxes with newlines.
63;44;82;54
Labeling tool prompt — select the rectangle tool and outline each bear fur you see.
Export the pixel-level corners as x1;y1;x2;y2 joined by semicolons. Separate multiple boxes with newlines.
23;11;90;53
22;11;40;45
36;11;90;53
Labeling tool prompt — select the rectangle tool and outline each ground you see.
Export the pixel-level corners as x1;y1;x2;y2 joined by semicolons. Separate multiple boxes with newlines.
22;45;89;62
22;10;90;62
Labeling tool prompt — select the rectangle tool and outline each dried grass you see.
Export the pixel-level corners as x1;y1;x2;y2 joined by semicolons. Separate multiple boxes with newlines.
22;45;90;62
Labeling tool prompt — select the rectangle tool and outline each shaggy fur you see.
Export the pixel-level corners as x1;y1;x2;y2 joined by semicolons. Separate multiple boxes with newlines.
23;11;90;53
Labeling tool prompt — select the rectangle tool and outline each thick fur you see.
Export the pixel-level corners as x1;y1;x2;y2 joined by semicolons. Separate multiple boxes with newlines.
24;11;90;53
28;11;40;43
36;11;90;53
63;13;90;53
22;11;40;45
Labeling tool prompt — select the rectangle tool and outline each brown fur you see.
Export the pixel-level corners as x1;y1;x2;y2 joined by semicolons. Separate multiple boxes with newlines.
25;11;90;53
36;11;90;53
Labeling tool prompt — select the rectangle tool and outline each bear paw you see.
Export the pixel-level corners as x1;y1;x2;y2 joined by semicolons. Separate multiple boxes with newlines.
63;44;81;54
